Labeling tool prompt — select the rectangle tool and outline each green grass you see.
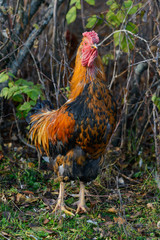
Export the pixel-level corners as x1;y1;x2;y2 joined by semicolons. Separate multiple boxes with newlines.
0;154;160;240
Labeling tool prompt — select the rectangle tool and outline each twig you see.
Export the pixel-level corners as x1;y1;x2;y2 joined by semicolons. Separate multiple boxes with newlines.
0;38;9;51
11;200;24;214
12;0;20;29
0;0;46;59
9;6;53;76
28;49;50;102
98;29;155;58
117;171;140;184
0;233;10;240
52;0;58;56
81;0;85;30
135;112;152;153
12;106;36;150
116;176;129;239
153;103;160;174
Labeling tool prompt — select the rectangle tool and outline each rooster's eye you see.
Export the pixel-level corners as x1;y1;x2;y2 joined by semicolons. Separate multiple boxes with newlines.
84;42;87;46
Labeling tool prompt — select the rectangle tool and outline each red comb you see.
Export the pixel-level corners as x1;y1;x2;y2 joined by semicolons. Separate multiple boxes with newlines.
82;31;99;44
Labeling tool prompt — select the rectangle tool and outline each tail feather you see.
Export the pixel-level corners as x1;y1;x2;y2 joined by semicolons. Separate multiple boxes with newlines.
26;99;55;154
30;110;56;154
26;99;54;124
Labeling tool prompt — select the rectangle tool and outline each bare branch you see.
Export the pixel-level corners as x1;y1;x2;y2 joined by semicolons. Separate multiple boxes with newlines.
98;29;157;58
9;6;53;76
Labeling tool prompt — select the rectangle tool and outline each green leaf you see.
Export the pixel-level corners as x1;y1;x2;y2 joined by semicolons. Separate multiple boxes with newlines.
8;81;14;88
106;0;114;6
97;14;104;25
7;72;16;78
86;15;97;28
15;79;34;86
0;87;9;98
27;89;40;101
33;23;39;30
126;22;138;34
113;32;124;47
113;31;134;53
66;6;76;24
152;95;160;111
85;0;95;5
116;10;125;23
12;94;23;102
152;95;156;102
75;0;81;9
110;2;119;11
0;72;9;83
7;85;19;99
19;102;31;111
123;0;133;8
106;10;121;27
102;53;114;65
121;35;134;52
128;6;137;15
70;0;77;5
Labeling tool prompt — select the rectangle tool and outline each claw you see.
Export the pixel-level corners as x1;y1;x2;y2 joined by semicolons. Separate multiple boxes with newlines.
52;203;75;216
51;182;75;216
76;204;89;214
75;181;89;214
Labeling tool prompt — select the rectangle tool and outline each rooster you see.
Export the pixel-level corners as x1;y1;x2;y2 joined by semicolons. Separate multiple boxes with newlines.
28;31;117;215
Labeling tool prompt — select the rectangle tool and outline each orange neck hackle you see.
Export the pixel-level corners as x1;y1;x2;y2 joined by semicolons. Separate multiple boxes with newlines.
70;37;106;100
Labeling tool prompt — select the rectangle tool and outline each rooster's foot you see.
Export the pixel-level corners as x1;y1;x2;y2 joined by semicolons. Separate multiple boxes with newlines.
52;203;75;216
76;204;89;214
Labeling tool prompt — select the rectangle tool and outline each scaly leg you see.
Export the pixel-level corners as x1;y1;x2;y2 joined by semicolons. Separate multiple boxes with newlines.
76;181;89;214
52;182;74;216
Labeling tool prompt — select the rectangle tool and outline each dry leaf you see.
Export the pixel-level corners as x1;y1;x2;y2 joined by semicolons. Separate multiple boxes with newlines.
107;207;117;213
28;162;35;168
108;194;118;200
130;211;142;219
1;232;12;237
43;219;50;225
0;153;4;161
104;221;114;226
22;190;34;195
16;193;26;203
147;203;155;210
1;193;7;203
157;221;160;229
114;217;125;225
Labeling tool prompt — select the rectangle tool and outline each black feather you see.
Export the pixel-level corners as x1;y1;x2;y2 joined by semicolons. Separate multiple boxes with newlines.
26;99;54;124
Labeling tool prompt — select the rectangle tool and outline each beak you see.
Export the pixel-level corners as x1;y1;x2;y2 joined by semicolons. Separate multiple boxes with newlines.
91;44;97;49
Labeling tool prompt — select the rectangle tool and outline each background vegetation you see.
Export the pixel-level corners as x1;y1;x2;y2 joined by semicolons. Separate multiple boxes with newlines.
0;0;160;239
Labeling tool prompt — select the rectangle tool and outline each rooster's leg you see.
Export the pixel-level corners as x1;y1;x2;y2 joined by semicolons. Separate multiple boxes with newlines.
76;181;89;214
52;182;74;216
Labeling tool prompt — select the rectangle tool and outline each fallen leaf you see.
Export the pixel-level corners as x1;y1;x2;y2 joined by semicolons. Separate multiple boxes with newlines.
107;207;117;213
25;197;38;204
1;232;12;237
108;194;118;200
28;162;35;168
1;193;7;203
0;153;4;161
104;221;114;226
16;193;26;203
114;217;125;225
43;219;50;225
147;203;155;210
31;226;47;232
22;190;34;195
118;177;125;185
157;221;160;229
130;211;142;218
